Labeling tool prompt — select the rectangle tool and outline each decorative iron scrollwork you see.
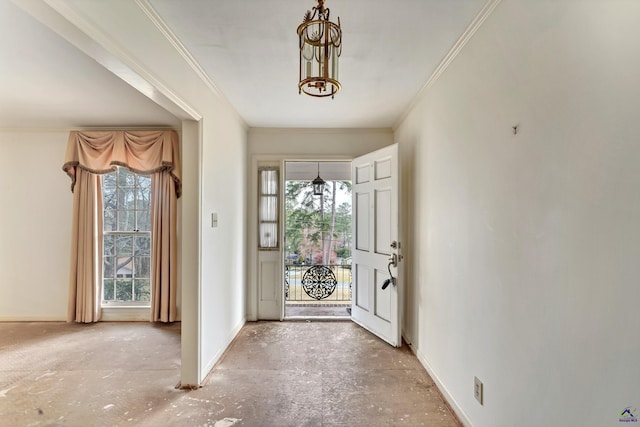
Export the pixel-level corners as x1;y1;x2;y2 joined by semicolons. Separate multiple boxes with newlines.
301;265;337;300
284;265;290;299
346;265;352;301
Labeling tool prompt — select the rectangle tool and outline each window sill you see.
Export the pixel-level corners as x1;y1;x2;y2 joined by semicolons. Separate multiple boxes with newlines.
101;306;150;321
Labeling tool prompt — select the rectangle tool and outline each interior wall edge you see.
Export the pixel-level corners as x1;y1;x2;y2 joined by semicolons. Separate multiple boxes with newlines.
198;317;246;385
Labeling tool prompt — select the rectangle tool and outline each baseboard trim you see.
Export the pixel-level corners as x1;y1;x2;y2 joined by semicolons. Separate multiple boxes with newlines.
0;316;65;322
407;341;473;427
199;317;246;385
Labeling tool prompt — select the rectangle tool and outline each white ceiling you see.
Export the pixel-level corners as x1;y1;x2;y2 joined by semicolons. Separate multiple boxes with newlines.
0;1;181;129
1;0;487;129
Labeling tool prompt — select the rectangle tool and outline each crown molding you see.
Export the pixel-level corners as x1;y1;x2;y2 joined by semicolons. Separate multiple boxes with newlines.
0;127;71;133
135;0;247;129
248;127;393;135
16;0;203;122
393;0;502;130
0;126;179;133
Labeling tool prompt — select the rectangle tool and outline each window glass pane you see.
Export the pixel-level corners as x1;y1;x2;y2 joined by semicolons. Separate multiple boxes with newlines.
103;256;115;279
118;188;135;210
134;235;150;256
135;257;150;278
137;210;151;232
258;168;279;249
118;169;135;187
116;280;133;301
103;189;117;210
136;188;150;210
116;235;133;256
103;172;117;189
261;169;278;195
134;279;150;302
104;209;116;232
104;235;115;256
260;223;278;248
103;279;115;300
118;210;135;231
116;258;133;278
136;174;151;188
260;196;278;222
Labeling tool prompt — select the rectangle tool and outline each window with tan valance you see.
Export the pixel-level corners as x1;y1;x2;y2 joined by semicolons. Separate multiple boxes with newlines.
62;130;181;323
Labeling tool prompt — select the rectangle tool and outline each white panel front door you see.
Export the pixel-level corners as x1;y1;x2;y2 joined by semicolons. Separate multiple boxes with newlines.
351;144;401;346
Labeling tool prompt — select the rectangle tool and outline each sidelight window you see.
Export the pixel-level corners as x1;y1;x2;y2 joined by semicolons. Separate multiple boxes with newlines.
258;168;279;249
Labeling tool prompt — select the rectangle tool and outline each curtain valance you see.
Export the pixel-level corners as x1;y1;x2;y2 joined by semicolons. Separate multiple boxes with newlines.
62;130;182;198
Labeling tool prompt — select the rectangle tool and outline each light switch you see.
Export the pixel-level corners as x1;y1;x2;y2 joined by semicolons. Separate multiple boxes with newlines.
211;212;218;228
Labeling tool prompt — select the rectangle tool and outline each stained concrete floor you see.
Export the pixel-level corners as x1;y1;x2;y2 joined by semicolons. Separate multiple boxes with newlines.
0;321;460;427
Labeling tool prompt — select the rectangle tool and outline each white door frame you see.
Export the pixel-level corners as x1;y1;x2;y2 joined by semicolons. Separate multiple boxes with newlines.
247;154;354;321
248;150;403;329
282;159;354;320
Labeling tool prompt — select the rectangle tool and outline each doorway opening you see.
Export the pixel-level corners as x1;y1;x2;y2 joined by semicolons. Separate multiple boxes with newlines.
283;161;352;318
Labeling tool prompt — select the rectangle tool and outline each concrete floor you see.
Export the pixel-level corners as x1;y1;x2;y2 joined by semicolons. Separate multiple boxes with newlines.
0;321;461;427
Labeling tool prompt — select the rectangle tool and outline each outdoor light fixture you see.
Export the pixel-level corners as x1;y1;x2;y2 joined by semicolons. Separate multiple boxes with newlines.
297;0;342;99
312;163;325;196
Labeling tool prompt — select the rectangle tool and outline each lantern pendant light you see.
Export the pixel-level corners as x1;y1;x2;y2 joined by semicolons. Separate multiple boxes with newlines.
297;0;342;99
312;163;325;196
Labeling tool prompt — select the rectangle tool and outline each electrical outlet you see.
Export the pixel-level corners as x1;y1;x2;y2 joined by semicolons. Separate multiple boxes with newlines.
474;376;483;405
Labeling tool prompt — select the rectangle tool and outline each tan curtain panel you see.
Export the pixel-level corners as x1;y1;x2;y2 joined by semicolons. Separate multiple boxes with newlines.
151;171;178;322
63;130;181;323
67;168;103;323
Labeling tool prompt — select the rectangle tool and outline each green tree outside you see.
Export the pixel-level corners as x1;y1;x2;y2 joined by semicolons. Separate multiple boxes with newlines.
285;180;351;265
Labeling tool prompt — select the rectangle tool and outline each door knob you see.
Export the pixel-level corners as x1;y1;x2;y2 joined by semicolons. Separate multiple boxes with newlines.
382;254;398;290
388;253;398;268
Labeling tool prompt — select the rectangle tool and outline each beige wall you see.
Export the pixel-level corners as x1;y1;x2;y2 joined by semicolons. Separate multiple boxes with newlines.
199;108;247;376
0;130;71;320
395;1;640;426
248;128;393;157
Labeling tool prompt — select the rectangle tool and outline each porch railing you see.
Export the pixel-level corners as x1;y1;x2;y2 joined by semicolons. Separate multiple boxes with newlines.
285;264;352;303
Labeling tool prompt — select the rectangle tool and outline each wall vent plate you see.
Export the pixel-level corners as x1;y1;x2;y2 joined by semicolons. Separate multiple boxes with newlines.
474;376;483;405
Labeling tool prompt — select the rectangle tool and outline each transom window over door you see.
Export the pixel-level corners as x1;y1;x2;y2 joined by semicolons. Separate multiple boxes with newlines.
102;167;151;306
